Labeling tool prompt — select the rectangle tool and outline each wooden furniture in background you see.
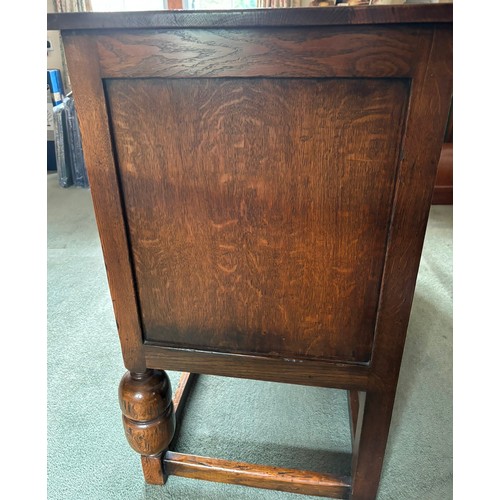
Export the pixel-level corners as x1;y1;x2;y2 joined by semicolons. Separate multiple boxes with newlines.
432;102;453;204
48;5;453;499
166;0;183;9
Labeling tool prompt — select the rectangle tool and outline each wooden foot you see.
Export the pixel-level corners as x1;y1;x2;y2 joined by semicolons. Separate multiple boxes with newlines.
141;454;166;485
118;369;176;485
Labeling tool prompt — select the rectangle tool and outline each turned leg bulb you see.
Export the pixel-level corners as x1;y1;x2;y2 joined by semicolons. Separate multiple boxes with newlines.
118;369;175;458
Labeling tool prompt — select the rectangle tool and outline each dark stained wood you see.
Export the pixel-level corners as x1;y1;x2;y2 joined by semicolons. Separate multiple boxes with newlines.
163;451;351;498
350;389;366;487
96;27;420;79
61;34;145;372
432;99;452;205
119;370;173;421
119;370;175;484
444;101;453;144
118;370;175;454
47;4;452;31
120;408;174;454
350;25;452;500
144;344;371;390
432;144;453;205
348;391;359;449
369;24;452;391
107;77;408;364
170;372;198;450
141;455;166;485
51;7;453;499
173;372;197;419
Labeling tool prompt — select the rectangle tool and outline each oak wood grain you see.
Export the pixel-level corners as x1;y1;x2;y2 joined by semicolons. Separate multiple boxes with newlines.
141;455;166;485
96;27;420;79
47;4;452;31
170;372;198;450
350;389;366;494
107;77;408;364
173;372;197;419
144;344;371;390
164;451;351;498
348;390;359;448
370;25;453;391
350;25;453;499
61;34;146;372
118;370;175;457
55;9;452;498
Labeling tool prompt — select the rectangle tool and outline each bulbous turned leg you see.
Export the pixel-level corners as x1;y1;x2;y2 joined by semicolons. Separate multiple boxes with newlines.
118;369;175;485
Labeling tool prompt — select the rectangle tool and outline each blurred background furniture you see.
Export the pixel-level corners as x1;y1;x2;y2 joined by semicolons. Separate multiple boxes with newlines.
432;101;453;204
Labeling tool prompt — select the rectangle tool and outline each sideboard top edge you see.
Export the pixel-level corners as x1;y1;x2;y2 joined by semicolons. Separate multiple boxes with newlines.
47;4;452;31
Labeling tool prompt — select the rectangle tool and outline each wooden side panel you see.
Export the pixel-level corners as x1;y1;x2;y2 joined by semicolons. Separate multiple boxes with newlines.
106;77;409;363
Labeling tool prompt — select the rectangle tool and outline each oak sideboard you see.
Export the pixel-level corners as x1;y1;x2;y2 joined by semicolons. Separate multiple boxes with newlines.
48;5;452;498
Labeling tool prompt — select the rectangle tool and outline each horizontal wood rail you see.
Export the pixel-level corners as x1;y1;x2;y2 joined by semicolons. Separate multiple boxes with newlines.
169;372;198;449
164;451;351;498
95;27;420;79
145;344;371;390
47;5;452;31
173;372;197;418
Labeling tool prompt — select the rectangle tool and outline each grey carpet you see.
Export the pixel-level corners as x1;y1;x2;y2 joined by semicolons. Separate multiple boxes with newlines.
47;173;452;499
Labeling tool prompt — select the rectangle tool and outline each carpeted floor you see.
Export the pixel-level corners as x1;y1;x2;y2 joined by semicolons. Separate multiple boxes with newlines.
47;173;452;499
